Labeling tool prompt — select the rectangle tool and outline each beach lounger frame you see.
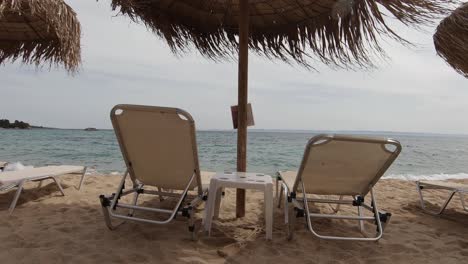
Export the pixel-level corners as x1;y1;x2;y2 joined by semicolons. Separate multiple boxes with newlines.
416;181;468;215
100;105;207;238
278;134;401;241
0;166;87;214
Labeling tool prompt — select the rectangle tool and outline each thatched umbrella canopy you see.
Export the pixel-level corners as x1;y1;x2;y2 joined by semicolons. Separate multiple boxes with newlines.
111;0;452;68
109;0;453;217
0;0;81;72
434;2;468;78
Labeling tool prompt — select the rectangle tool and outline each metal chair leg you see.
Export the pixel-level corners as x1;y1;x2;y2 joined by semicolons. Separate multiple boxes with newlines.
9;180;25;214
158;187;165;202
330;195;343;213
417;182;456;215
128;191;140;217
278;184;284;208
280;182;295;240
287;205;296;241
275;178;279;203
78;166;87;191
358;205;365;234
99;195;125;230
460;193;468;212
303;183;384;241
187;206;196;241
51;177;65;196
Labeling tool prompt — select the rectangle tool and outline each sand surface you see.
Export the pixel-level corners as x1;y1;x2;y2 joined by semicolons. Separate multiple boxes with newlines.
1;174;467;263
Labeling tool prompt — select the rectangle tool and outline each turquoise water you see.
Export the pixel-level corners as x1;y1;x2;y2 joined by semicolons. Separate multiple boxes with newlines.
1;129;468;180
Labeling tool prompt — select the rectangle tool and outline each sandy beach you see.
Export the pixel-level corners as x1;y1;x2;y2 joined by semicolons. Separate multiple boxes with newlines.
0;173;467;263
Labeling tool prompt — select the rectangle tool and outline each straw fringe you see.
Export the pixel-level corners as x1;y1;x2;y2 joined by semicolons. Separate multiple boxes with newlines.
0;0;81;72
109;0;456;69
434;2;468;78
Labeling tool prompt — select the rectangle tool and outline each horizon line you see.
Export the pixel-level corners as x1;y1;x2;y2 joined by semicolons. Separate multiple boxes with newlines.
24;127;468;137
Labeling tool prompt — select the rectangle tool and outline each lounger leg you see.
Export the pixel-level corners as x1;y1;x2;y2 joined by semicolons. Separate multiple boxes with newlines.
358;205;365;234
301;181;315;233
51;177;65;196
417;182;456;215
78;166;87;191
9;180;25;214
188;207;196;241
281;183;289;225
157;187;164;202
264;183;273;240
128;191;140;217
369;188;383;240
287;204;296;240
330;195;343;213
279;182;295;240
275;178;279;203
303;183;383;241
460;193;468;212
99;170;129;230
100;172;198;231
302;182;314;233
278;184;284;208
99;195;125;230
110;170;129;209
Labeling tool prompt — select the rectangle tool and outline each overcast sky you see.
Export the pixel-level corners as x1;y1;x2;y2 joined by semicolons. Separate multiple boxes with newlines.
1;1;467;134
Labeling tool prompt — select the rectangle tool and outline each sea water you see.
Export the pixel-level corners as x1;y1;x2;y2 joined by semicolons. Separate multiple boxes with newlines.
1;129;468;180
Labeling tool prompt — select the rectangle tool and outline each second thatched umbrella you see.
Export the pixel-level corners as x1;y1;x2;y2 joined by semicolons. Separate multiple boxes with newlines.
434;2;468;78
0;0;81;72
109;0;452;217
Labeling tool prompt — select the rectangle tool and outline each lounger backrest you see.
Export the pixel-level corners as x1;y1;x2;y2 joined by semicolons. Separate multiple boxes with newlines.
111;105;202;193
294;134;401;196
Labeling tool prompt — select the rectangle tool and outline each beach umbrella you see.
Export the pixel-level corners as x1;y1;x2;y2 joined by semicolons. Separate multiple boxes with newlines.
109;0;452;217
0;0;81;72
434;2;468;78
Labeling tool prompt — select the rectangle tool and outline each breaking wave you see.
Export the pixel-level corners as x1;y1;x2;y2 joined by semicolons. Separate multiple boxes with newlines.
384;173;468;181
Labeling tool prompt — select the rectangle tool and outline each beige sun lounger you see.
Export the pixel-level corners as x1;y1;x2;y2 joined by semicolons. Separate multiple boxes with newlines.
100;104;211;238
0;165;87;214
416;181;468;215
277;134;401;241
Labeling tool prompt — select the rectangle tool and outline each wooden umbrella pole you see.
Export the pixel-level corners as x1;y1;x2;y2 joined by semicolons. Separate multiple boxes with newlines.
236;0;249;218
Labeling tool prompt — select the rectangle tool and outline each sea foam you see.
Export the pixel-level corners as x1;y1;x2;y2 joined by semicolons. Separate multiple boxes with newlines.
1;162;33;172
384;173;468;181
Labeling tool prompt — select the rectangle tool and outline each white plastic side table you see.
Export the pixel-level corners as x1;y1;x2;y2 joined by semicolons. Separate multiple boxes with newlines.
204;171;273;240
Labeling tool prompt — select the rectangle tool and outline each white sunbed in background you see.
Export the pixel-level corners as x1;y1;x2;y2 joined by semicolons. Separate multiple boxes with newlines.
0;161;8;171
0;165;87;214
277;134;402;241
416;181;468;215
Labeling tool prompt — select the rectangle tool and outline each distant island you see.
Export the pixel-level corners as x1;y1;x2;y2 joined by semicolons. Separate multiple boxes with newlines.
84;127;98;131
0;119;31;129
